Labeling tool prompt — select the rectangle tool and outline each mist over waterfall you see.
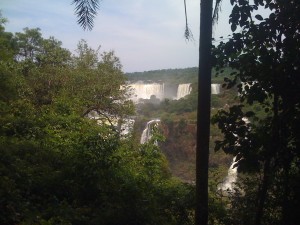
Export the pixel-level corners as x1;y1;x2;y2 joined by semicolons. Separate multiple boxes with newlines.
176;83;192;99
211;84;221;95
140;119;160;144
129;83;164;102
124;81;221;104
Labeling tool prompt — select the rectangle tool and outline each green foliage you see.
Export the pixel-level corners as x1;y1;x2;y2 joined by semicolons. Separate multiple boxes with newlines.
0;14;16;62
15;27;43;62
213;1;300;224
0;21;196;225
126;67;198;85
36;37;71;68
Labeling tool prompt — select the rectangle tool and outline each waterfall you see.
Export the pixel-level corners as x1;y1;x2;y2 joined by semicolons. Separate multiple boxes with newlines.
128;82;164;102
176;83;192;99
211;83;221;95
124;82;195;102
218;118;249;192
124;82;221;102
140;119;160;144
218;156;238;191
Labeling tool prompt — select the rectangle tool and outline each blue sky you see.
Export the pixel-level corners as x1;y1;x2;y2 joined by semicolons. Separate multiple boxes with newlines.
1;0;233;72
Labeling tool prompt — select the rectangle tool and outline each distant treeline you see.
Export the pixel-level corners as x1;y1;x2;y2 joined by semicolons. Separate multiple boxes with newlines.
126;67;232;84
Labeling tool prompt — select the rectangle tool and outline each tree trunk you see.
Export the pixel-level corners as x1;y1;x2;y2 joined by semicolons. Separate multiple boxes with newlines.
196;0;213;225
255;92;279;225
255;158;270;225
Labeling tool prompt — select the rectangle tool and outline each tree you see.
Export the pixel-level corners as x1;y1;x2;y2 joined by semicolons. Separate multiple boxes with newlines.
1;22;196;224
213;1;300;224
72;1;225;224
14;27;43;62
36;36;71;67
0;14;16;62
195;0;226;223
70;39;134;119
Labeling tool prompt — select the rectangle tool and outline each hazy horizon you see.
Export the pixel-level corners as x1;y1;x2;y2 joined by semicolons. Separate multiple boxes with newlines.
1;0;238;73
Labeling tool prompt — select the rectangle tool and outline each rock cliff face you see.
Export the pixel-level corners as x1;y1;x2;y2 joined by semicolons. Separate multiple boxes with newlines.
160;120;197;182
158;119;232;182
161;121;196;160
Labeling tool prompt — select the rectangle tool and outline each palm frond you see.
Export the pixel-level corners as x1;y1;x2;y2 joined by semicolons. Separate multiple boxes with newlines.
72;0;100;31
213;0;222;25
183;0;194;42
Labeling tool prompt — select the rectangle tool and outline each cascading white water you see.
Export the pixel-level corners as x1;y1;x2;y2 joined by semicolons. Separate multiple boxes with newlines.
176;83;192;99
211;83;221;95
140;119;160;144
218;156;238;191
218;118;250;192
124;82;221;103
129;83;164;102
